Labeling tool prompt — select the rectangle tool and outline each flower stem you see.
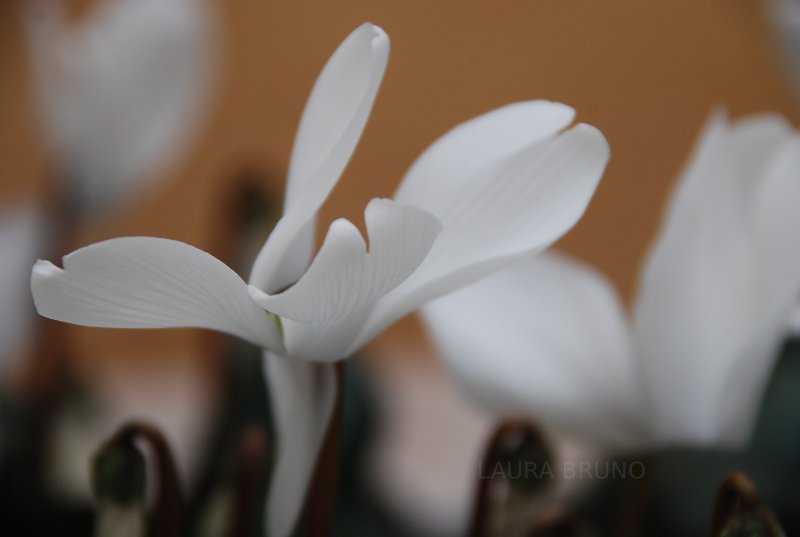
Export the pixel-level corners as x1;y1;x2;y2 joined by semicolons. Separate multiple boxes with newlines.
469;418;552;537
529;509;590;536
303;362;345;537
709;472;785;536
227;426;270;537
96;422;183;537
614;456;651;537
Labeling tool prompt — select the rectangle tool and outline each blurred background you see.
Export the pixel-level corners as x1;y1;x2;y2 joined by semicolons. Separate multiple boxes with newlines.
1;0;799;535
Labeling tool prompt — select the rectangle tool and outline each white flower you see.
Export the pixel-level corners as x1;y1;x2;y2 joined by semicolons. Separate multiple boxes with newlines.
30;23;609;536
22;0;214;212
0;206;44;384
422;111;800;453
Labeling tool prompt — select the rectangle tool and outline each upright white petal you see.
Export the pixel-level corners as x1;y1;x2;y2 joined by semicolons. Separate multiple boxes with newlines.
249;199;441;326
350;102;609;352
31;237;283;351
659;111;792;231
247;24;387;537
716;136;800;444
263;352;337;537
0;206;44;379
634;112;800;448
249;23;389;293
788;304;800;335
422;252;645;450
752;137;800;336
23;0;214;212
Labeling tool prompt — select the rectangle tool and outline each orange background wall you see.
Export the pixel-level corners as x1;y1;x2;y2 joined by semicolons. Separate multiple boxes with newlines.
1;0;798;375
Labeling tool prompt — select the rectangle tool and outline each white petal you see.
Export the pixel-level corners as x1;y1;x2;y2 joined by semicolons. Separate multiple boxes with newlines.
279;310;370;363
718;135;800;442
0;206;45;375
421;252;645;449
752;137;800;330
350;103;609;352
249;199;441;326
31;237;283;351
249;23;389;293
788;304;800;335
396;101;576;198
23;0;214;213
633;112;800;448
659;111;792;232
263;352;337;537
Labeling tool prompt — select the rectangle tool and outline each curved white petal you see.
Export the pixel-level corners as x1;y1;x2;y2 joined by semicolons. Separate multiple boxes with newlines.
752;136;800;333
31;237;283;351
658;111;793;229
249;198;441;326
349;103;609;353
263;352;337;537
789;304;800;335
23;0;214;213
279;310;370;363
716;136;800;444
0;206;45;377
633;112;800;448
422;252;645;450
396;101;576;198
249;23;389;293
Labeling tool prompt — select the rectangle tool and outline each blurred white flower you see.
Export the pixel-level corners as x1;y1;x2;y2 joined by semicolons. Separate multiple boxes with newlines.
22;0;214;213
0;205;44;385
30;23;609;536
422;111;800;452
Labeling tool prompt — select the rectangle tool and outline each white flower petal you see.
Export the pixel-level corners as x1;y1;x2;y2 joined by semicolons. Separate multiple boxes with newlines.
258;200;446;363
659;111;792;233
31;237;282;351
280;310;370;363
788;304;800;335
249;198;441;326
396;101;576;199
263;352;337;537
249;23;389;293
752;136;800;330
422;252;645;449
23;0;214;213
0;206;45;375
350;103;609;352
715;136;800;444
633;112;800;448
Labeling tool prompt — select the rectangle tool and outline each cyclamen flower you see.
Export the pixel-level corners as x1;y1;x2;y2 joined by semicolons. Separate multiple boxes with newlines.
22;0;213;212
422;111;800;452
30;24;610;536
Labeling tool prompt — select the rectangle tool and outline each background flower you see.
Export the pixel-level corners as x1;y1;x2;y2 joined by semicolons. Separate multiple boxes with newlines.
422;111;800;452
22;0;215;213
